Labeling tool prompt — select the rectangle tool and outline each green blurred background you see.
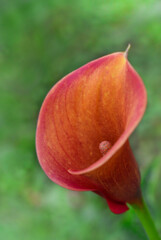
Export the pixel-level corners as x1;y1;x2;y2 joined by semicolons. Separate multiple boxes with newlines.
0;0;161;239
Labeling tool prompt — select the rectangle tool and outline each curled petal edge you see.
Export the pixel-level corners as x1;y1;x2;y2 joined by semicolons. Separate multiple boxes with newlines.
68;63;147;176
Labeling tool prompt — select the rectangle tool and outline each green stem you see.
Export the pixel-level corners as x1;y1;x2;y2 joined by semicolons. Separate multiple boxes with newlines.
129;197;160;240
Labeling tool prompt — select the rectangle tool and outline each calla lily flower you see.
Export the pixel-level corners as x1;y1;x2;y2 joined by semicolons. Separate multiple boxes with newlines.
36;47;147;214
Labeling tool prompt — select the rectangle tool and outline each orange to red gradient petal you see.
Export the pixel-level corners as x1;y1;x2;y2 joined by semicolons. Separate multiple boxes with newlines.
36;49;147;214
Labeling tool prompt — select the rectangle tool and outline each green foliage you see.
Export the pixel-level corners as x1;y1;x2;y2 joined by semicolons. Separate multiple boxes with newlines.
0;0;161;239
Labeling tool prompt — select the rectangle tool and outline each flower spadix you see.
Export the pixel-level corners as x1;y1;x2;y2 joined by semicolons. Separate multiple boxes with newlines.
36;48;147;214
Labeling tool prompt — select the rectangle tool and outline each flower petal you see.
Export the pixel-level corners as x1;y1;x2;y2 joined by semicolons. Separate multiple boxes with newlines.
106;198;129;214
36;51;146;204
68;55;147;175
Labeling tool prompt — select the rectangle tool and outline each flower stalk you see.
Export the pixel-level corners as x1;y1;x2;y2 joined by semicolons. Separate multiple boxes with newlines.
129;196;161;240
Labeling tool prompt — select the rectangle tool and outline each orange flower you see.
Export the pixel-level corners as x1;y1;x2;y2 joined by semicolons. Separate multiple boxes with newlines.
36;47;147;214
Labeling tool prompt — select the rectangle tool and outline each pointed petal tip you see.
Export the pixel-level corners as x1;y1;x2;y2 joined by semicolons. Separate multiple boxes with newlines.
124;44;131;58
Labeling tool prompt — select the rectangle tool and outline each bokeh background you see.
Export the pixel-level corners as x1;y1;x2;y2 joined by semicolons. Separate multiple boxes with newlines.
0;0;161;239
